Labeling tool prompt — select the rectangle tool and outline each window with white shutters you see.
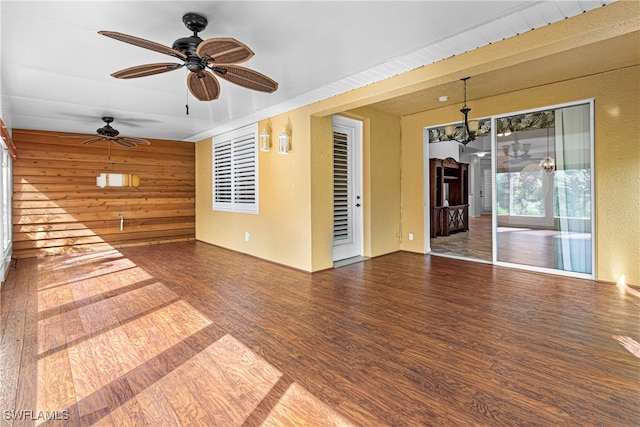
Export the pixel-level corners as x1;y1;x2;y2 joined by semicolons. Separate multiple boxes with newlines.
212;124;258;213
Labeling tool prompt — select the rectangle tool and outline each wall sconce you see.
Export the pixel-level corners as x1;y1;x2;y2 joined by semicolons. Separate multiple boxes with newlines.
96;173;140;188
445;77;479;146
278;121;291;154
259;120;271;152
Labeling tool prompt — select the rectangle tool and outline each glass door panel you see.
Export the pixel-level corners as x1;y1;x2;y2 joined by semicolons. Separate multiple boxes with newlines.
495;102;593;275
425;123;493;262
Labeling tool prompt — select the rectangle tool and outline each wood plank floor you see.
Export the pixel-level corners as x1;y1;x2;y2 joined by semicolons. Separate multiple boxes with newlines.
430;215;589;272
1;241;639;426
430;215;493;261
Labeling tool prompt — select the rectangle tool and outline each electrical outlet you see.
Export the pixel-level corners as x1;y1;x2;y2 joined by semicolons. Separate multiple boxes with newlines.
408;233;414;241
245;231;250;242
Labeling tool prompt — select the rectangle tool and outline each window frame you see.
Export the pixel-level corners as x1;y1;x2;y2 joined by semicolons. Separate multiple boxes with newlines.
0;138;12;283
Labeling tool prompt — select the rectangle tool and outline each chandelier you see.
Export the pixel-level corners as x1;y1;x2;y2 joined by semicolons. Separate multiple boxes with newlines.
445;77;479;146
502;135;532;160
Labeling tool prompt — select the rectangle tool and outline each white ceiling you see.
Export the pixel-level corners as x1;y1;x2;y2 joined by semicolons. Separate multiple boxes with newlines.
0;1;612;142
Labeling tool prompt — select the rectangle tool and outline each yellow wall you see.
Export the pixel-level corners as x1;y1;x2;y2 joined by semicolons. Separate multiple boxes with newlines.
195;1;639;283
309;115;334;271
196;110;314;271
345;107;402;257
400;66;640;285
197;107;402;273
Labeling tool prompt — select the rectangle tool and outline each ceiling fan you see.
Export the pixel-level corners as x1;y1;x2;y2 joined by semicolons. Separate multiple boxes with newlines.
99;13;278;101
60;116;150;148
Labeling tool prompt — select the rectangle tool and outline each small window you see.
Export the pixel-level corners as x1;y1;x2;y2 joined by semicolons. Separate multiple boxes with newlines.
212;124;258;213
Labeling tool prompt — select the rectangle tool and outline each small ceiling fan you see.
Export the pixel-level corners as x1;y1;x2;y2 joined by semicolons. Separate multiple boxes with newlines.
499;133;544;168
99;13;278;101
60;116;150;148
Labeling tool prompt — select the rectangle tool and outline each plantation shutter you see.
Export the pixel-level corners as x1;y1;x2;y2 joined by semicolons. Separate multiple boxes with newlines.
483;168;492;211
233;134;256;205
213;140;232;204
333;131;351;243
213;124;258;213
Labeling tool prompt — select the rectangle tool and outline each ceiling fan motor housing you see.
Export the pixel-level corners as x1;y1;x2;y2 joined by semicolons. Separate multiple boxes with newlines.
175;13;209;72
97;116;119;137
97;125;119;138
172;36;205;72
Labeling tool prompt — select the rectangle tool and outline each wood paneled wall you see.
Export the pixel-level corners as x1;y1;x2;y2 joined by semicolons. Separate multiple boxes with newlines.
11;129;195;258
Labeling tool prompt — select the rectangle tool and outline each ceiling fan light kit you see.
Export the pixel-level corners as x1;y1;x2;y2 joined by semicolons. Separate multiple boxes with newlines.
99;13;278;102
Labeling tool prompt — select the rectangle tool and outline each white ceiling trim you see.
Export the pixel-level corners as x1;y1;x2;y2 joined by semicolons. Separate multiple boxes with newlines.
191;0;613;142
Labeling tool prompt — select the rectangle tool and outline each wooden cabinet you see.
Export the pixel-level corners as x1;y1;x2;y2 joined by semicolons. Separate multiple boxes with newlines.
429;157;469;238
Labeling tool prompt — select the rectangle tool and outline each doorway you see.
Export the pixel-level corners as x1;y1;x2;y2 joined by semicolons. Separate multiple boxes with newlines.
332;115;363;262
424;124;493;262
423;100;595;280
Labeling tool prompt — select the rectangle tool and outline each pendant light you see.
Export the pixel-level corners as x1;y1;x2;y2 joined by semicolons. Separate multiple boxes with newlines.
539;127;556;173
445;77;479;146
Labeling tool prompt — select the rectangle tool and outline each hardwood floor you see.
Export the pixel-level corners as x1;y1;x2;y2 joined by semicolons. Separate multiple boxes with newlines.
1;241;638;426
431;215;590;273
430;215;492;261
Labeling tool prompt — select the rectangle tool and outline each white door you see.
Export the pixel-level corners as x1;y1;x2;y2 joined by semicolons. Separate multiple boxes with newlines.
332;116;363;261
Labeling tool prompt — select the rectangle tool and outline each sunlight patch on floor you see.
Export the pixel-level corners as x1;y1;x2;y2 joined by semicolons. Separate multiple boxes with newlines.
262;382;355;427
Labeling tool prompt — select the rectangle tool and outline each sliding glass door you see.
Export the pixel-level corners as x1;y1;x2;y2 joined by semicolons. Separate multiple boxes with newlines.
494;101;594;277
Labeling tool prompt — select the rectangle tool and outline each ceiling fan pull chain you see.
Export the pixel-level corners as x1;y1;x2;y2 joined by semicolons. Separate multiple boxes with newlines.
185;79;189;115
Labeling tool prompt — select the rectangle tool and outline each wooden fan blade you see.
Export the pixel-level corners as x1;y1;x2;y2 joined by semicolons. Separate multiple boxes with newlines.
212;65;278;93
112;138;137;148
187;71;220;101
196;38;254;64
80;138;104;145
59;134;98;139
99;31;187;60
118;137;151;146
111;63;183;79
